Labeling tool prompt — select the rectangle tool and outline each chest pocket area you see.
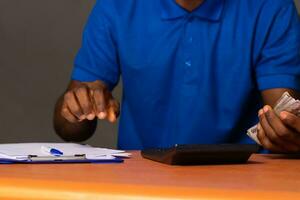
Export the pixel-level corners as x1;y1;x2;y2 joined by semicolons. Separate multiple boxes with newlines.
119;34;158;69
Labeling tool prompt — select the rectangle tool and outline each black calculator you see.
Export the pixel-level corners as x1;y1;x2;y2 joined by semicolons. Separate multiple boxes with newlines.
141;144;260;165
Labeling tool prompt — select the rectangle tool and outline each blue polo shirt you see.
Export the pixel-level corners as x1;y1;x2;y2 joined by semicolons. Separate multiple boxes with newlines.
72;0;300;150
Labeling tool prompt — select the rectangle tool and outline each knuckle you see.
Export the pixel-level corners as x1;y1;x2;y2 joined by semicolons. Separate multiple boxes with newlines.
75;86;87;95
80;104;88;111
61;107;69;114
278;129;290;138
270;112;277;121
94;88;104;95
94;87;104;94
267;113;275;121
264;142;273;150
94;100;102;107
267;133;277;142
94;80;103;85
258;134;270;148
257;136;265;146
64;92;72;101
260;136;267;145
82;104;91;113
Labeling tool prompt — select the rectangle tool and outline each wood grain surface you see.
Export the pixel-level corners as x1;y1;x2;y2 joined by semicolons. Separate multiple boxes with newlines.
0;152;300;200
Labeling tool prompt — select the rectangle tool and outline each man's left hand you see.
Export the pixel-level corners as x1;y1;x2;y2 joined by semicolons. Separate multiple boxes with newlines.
257;105;300;153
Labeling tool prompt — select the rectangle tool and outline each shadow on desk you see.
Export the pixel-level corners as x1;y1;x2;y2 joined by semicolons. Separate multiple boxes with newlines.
263;154;300;160
246;160;264;165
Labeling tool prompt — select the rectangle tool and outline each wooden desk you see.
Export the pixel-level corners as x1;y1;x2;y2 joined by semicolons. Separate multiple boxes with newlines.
0;152;300;200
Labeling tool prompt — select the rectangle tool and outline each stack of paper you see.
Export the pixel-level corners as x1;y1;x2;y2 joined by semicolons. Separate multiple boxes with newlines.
0;143;131;164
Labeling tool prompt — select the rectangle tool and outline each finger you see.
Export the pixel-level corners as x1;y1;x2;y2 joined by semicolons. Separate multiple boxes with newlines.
64;91;84;120
107;99;120;123
280;111;300;133
263;106;296;141
93;88;107;119
74;86;95;120
257;123;284;153
259;108;283;145
260;106;299;152
61;103;78;123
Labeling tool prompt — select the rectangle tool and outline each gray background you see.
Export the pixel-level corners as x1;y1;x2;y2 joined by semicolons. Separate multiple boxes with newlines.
0;0;299;148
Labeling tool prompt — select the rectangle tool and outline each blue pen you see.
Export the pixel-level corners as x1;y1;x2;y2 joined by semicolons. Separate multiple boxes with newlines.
41;146;63;156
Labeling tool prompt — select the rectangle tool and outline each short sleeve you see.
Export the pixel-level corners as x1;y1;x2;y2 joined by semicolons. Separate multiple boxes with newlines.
255;2;300;91
71;0;120;90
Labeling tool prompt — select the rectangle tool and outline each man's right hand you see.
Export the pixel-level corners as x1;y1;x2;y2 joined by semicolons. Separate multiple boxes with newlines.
61;80;120;124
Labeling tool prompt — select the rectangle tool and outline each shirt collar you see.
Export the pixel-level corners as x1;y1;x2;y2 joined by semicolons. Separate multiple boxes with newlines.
161;0;224;22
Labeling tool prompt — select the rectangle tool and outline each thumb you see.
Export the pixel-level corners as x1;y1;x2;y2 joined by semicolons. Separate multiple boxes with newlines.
280;111;300;133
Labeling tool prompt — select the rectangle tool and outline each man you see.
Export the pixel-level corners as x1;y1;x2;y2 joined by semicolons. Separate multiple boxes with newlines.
54;0;300;152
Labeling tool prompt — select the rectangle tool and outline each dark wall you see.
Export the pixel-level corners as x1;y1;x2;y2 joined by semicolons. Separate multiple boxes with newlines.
0;0;299;147
0;0;121;148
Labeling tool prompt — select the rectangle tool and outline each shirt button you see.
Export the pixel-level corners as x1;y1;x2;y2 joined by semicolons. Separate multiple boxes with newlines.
185;60;192;67
188;37;193;43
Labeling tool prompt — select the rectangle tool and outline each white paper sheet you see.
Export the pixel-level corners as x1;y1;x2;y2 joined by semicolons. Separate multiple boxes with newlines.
0;143;130;160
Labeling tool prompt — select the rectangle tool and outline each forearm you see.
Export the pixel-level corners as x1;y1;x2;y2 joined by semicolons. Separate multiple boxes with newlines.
53;95;97;142
262;88;300;107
